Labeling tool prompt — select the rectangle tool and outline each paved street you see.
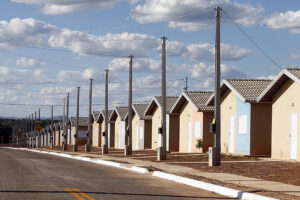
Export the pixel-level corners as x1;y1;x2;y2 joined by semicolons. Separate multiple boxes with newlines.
0;148;233;200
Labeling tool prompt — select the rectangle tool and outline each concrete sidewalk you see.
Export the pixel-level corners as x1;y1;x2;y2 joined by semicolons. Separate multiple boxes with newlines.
36;148;300;199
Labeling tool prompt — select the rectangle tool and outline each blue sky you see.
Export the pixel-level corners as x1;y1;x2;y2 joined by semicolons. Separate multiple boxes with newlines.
0;0;299;118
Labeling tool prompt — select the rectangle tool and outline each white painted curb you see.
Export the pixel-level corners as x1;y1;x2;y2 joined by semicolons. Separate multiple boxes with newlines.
131;166;149;173
152;171;278;200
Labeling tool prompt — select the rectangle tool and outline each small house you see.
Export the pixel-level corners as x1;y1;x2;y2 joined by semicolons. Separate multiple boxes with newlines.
91;111;101;147
98;110;114;148
68;117;89;145
206;79;272;156
257;68;300;160
170;91;214;153
109;107;128;149
144;96;179;152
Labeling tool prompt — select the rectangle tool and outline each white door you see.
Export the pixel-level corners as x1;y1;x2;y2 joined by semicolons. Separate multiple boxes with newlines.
188;121;192;153
108;124;111;148
290;113;298;160
121;122;125;149
229;115;235;154
118;127;121;148
136;127;139;150
166;115;170;151
139;127;144;150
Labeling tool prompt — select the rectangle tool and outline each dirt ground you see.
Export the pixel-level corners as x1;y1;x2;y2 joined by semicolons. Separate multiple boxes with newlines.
173;161;300;187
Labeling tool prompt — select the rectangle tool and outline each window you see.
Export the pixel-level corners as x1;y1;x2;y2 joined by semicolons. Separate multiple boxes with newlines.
238;115;247;134
194;122;201;138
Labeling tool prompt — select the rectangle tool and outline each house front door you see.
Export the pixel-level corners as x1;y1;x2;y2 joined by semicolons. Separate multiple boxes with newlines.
290;113;298;160
229;115;235;154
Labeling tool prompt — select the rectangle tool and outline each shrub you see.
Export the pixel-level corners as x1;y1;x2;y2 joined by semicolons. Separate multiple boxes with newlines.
195;139;203;149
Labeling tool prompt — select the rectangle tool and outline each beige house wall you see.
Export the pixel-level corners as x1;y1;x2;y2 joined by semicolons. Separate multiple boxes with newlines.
272;79;300;160
178;102;213;153
114;117;127;149
59;130;63;146
151;107;161;150
132;114;152;150
220;90;237;154
92;121;100;147
250;103;272;155
55;130;60;146
132;114;140;150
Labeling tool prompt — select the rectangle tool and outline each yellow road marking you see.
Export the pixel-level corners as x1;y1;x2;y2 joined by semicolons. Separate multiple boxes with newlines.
73;188;95;200
64;188;86;200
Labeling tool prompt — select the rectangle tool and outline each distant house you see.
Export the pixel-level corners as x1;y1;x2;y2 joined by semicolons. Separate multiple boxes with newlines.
206;79;272;156
46;125;51;147
98;110;114;148
257;68;300;160
68;117;89;145
54;122;61;146
125;104;152;150
144;96;179;152
170;91;214;153
91;111;101;147
109;107;128;149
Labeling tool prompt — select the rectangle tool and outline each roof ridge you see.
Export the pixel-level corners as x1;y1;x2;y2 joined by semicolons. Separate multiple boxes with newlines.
226;78;271;81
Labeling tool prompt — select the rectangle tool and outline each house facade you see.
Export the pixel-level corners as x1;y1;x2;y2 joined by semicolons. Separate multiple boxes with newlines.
170;91;214;153
207;79;272;156
258;68;300;161
145;96;179;152
91;111;100;147
109;107;128;149
125;104;152;150
98;110;114;148
68;117;89;145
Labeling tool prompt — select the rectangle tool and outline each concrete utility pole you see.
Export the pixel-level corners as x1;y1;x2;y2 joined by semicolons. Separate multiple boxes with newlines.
158;36;167;161
125;55;133;155
37;108;40;148
31;113;34;147
86;79;93;152
211;6;222;166
74;87;80;152
102;69;109;154
184;76;188;92
62;98;67;150
66;93;70;147
34;111;37;148
50;106;54;148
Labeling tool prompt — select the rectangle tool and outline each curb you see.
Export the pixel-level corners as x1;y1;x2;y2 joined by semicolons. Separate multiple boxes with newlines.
4;147;278;200
152;171;278;200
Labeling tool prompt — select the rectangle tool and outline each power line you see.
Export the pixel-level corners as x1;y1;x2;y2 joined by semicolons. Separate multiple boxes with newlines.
221;9;283;70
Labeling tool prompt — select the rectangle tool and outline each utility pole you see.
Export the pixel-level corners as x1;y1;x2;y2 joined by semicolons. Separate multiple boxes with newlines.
211;6;222;166
34;111;37;148
37;108;40;148
50;106;54;148
74;87;80;152
86;79;93;152
184;76;188;92
31;113;34;147
158;36;167;161
66;93;70;148
102;69;109;154
62;98;67;150
125;55;133;155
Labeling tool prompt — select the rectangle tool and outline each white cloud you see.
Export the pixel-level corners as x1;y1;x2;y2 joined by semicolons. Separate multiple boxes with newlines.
57;68;104;82
157;40;187;57
0;18;57;48
16;57;47;67
290;52;300;60
256;75;275;80
48;30;157;58
264;10;300;33
11;0;131;15
0;66;47;82
186;42;252;61
130;0;263;31
190;63;248;88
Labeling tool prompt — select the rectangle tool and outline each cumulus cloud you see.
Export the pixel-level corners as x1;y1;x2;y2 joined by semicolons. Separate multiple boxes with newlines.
0;18;57;48
48;30;157;58
11;0;132;15
56;68;105;82
157;40;187;57
190;63;248;88
264;10;300;33
289;52;300;60
186;42;252;61
16;57;47;67
130;0;263;31
0;66;47;82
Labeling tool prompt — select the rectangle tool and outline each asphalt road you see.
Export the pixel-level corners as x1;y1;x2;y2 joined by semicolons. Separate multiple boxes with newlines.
0;148;234;200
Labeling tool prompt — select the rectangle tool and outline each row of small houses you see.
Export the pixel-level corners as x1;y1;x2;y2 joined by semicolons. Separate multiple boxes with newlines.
26;68;300;161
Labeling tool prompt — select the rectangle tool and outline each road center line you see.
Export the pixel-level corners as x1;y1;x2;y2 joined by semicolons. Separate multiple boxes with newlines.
64;188;86;200
73;188;95;200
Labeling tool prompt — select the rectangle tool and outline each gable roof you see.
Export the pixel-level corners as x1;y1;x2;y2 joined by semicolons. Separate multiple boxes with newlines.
109;107;128;121
69;117;89;127
171;91;214;113
257;68;300;102
125;104;152;120
206;79;272;106
144;96;179;115
98;110;113;123
91;111;100;122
